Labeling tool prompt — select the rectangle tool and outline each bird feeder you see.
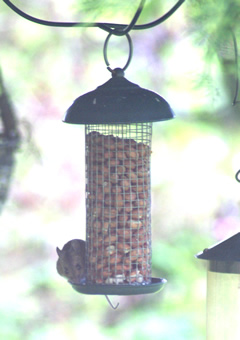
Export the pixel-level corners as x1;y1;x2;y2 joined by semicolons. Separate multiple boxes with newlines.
63;50;173;296
196;232;240;340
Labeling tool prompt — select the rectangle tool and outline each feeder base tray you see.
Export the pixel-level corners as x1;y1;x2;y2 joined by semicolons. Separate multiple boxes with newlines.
70;277;166;295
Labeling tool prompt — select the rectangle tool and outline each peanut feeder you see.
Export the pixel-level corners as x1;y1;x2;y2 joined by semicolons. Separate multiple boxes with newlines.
1;0;186;303
63;67;173;296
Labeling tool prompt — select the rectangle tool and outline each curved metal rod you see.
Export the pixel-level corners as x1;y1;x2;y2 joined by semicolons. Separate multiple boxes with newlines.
230;29;240;106
105;295;119;310
235;169;240;182
2;0;186;32
134;0;186;30
104;0;145;36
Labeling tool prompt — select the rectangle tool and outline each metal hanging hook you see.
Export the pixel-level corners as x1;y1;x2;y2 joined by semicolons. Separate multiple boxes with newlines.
103;32;133;73
105;295;119;310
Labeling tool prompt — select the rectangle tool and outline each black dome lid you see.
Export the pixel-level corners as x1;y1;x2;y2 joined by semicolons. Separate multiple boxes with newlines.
196;233;240;262
63;69;174;124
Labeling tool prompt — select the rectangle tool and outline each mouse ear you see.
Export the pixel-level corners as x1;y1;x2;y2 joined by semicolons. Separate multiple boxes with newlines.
56;247;62;257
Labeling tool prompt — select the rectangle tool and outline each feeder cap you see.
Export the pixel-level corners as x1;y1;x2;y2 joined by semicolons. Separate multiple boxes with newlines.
196;232;240;262
63;72;174;124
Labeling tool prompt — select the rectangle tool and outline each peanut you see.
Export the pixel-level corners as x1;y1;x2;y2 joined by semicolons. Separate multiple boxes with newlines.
104;208;117;218
115;150;126;160
118;214;128;223
111;186;123;193
92;174;105;185
109;173;119;184
134;227;148;235
118;177;131;188
123;201;133;213
117;229;132;238
88;192;104;201
114;194;124;207
115;165;126;174
108;220;118;229
114;264;131;272
134;199;148;208
132;185;148;193
126;150;138;158
109;255;122;264
104;245;116;255
99;268;113;279
131;208;145;219
126;220;143;229
104;194;112;207
92;234;103;246
124;192;137;201
138;192;149;199
103;184;111;194
136;143;150;157
103;138;116;150
105;159;120;167
92;204;103;216
127;270;144;283
123;159;136;169
115;138;125;150
136;165;148;177
131;237;146;247
117;243;131;253
104;235;117;243
105;274;125;284
126;172;137;181
104;151;114;159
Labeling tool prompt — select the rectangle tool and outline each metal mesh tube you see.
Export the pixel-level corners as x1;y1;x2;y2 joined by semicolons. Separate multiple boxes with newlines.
85;123;152;285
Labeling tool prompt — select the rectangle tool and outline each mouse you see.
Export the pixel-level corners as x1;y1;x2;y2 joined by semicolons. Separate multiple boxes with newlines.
56;239;86;283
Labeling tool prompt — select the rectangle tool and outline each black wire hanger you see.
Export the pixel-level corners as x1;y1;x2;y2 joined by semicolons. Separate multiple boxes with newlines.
2;0;185;35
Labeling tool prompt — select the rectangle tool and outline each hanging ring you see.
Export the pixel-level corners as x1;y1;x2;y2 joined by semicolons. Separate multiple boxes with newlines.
103;32;133;73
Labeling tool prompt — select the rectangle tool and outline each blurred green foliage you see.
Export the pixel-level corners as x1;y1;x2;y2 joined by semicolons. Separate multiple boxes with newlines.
0;1;240;339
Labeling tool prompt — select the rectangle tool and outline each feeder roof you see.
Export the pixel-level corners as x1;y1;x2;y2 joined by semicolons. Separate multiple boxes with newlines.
63;72;174;124
196;232;240;262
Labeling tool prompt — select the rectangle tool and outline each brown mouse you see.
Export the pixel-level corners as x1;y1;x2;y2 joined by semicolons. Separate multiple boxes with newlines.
56;239;86;283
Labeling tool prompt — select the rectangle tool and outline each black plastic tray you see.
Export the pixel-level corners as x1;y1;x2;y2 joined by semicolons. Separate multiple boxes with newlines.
70;277;167;296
